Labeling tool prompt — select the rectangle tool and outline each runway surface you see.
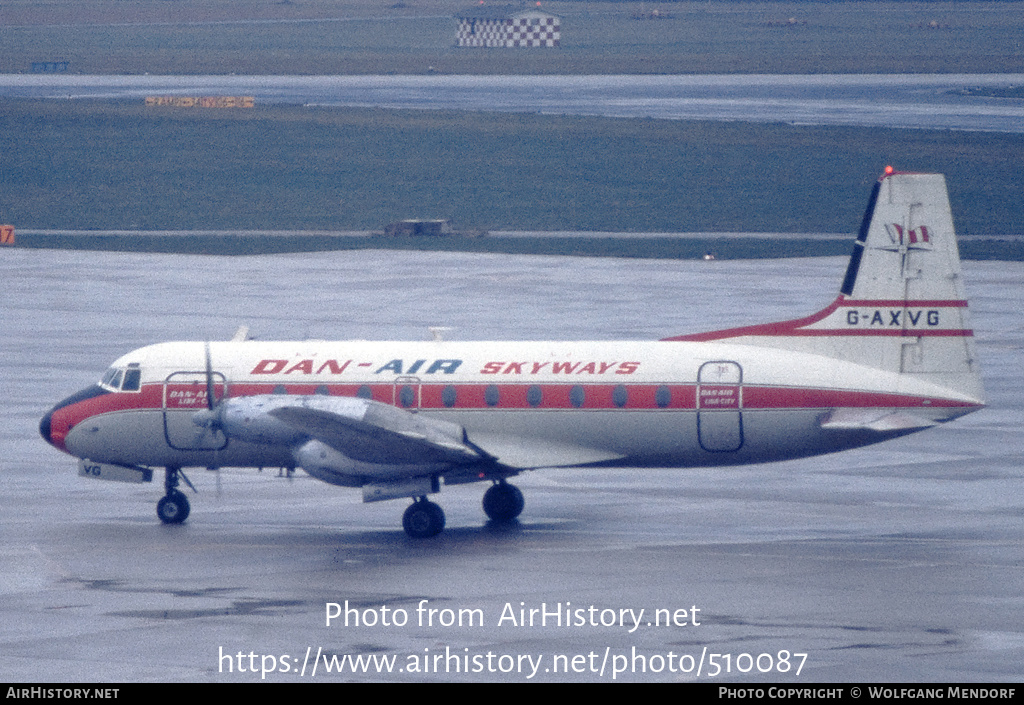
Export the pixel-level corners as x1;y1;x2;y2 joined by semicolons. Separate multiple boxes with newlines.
2;248;1022;682
3;74;1024;132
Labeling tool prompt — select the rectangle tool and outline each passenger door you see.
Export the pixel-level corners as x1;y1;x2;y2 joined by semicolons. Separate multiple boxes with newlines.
697;361;743;452
163;370;229;450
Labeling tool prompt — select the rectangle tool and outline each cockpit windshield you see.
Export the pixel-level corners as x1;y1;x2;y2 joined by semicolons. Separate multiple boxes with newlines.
99;364;141;392
100;368;123;390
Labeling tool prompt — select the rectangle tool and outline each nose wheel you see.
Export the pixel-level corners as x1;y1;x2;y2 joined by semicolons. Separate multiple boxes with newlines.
157;467;192;524
157;491;190;524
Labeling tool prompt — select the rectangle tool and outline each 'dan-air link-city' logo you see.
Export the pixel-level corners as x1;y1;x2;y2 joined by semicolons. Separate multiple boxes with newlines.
884;223;933;250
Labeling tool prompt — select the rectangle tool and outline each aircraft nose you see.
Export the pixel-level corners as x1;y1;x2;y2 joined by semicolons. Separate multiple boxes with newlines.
40;385;111;453
40;407;55;446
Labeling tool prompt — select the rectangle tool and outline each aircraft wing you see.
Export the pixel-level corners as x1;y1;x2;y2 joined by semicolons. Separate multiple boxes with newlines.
215;393;621;472
466;432;626;469
267;399;483;466
269;402;626;469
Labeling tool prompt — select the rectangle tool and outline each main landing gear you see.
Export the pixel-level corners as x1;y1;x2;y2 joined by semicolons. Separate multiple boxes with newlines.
403;498;445;538
157;467;191;524
483;480;525;523
401;480;525;538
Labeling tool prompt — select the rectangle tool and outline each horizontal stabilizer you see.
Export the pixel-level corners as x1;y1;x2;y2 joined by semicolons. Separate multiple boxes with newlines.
820;408;938;432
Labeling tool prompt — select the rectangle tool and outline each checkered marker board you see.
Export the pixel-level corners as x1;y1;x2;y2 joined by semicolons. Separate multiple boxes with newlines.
457;17;560;47
508;17;560;47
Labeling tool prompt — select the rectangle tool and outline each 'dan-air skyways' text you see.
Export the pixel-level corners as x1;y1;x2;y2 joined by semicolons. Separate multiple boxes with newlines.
248;358;641;376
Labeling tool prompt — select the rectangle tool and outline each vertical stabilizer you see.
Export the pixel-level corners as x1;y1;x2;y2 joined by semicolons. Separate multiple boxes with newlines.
665;171;983;403
841;171;964;302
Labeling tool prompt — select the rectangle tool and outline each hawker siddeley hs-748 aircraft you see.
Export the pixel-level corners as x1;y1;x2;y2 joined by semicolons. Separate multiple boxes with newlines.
41;171;984;537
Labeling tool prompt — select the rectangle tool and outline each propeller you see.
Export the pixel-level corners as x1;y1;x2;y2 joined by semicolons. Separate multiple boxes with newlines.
191;341;228;448
205;341;216;412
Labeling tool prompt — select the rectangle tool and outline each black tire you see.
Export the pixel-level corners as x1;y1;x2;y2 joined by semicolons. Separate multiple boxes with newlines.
403;500;445;538
157;491;190;524
482;482;525;522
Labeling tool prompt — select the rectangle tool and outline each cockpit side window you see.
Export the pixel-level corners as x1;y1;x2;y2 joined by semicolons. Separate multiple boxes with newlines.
122;365;142;391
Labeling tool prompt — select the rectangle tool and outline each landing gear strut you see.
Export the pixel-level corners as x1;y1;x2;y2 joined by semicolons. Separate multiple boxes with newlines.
482;480;524;522
157;467;191;524
403;497;445;538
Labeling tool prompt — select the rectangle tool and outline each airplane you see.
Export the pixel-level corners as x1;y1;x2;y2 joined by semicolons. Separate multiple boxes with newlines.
40;170;984;538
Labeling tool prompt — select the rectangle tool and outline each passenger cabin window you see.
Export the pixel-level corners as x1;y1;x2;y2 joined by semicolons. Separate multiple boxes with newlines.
570;385;585;408
442;385;457;408
527;385;543;407
485;385;500;407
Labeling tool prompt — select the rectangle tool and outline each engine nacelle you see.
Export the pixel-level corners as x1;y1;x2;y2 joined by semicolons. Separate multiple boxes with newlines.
224;396;309;445
294;439;449;492
194;394;482;501
195;396;307;446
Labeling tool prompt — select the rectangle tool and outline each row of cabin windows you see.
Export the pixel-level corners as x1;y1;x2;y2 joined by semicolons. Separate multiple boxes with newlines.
387;384;675;409
121;376;677;409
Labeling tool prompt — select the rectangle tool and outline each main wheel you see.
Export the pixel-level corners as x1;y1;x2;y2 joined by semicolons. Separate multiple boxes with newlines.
403;500;445;538
157;491;190;524
482;482;524;522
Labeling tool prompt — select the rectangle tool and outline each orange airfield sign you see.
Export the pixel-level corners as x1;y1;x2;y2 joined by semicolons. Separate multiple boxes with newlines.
145;96;254;108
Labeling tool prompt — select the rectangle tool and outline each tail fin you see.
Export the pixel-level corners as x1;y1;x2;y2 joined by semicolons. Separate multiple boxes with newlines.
665;170;983;403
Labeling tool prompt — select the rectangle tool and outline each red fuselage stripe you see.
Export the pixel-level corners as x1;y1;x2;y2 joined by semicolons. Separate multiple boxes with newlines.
47;381;979;451
662;297;972;342
841;299;968;307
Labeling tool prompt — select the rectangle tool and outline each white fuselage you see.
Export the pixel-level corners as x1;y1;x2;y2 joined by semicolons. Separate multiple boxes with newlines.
47;338;980;477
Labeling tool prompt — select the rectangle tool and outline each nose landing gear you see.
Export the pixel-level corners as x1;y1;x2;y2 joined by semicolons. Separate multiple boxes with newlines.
157;467;193;524
157;491;190;524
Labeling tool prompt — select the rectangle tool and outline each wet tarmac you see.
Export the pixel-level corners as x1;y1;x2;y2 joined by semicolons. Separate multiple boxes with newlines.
3;74;1024;133
2;248;1022;682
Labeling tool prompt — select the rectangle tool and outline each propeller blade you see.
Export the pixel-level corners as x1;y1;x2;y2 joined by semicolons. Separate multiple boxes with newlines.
204;342;215;411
